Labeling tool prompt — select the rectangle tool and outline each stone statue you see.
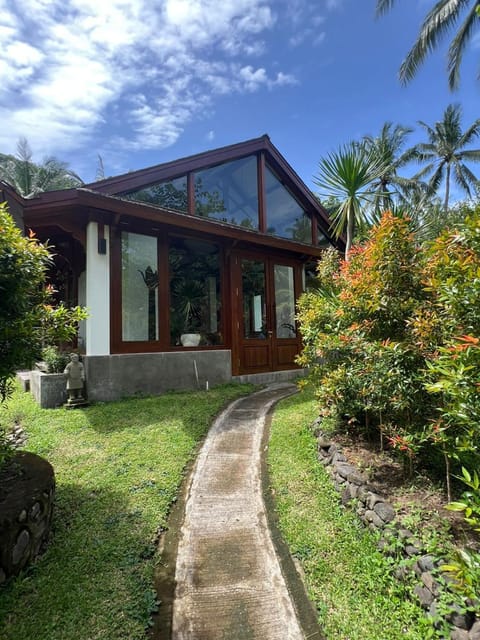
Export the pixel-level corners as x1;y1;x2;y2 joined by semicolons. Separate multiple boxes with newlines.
64;353;85;404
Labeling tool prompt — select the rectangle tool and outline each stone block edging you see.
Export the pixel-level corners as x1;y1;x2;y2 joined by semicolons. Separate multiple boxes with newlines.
314;419;479;638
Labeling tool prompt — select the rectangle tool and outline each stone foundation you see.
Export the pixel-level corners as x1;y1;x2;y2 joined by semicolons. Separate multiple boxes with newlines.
314;420;479;639
0;452;55;583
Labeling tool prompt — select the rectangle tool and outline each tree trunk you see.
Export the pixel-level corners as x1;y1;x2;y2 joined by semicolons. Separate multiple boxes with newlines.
345;212;354;261
444;164;451;213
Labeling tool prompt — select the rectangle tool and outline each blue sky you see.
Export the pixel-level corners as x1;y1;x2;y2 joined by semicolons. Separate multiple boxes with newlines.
1;0;479;195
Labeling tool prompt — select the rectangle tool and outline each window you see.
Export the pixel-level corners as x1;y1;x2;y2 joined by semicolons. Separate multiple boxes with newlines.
317;223;332;247
122;176;188;212
265;166;311;242
121;232;158;341
169;237;222;346
194;156;258;229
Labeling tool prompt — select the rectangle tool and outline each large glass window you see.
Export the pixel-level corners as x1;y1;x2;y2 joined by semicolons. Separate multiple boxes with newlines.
169;238;222;346
122;176;188;212
122;232;158;341
194;156;258;229
265;166;312;242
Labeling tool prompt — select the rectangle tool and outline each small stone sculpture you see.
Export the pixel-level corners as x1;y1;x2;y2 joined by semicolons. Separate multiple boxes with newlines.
64;353;85;405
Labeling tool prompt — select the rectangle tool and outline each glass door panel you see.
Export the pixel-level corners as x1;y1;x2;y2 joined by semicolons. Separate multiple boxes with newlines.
241;259;267;339
274;264;296;338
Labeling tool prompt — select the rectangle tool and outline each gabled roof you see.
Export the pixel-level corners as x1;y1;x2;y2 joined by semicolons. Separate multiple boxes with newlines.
19;136;344;253
85;134;333;231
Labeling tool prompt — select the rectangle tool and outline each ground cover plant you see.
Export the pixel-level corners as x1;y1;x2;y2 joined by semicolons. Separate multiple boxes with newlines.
0;383;252;640
268;388;430;639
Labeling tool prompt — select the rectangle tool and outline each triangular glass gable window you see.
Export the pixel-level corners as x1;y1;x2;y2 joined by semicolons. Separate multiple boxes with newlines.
265;165;312;243
194;156;258;229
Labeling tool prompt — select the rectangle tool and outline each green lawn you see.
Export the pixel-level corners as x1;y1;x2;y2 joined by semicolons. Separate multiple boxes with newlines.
0;383;253;640
268;388;431;640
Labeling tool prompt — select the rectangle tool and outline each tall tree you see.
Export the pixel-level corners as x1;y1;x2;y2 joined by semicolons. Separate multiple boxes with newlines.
362;122;419;215
313;142;385;259
0;137;82;198
412;103;480;212
376;0;480;90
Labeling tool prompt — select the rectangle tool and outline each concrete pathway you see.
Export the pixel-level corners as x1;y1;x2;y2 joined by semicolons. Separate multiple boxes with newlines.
171;383;321;640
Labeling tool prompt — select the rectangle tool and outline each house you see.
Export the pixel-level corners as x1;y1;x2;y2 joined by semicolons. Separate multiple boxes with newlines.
2;135;343;401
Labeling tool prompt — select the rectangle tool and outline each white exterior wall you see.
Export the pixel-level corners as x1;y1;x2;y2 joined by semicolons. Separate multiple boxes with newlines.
86;222;110;355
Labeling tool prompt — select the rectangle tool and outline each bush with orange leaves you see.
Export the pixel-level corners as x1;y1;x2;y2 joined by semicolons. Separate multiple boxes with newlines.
297;207;480;490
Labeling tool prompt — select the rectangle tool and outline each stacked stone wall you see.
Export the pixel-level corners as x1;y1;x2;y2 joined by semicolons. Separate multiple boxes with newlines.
314;420;479;639
0;452;55;583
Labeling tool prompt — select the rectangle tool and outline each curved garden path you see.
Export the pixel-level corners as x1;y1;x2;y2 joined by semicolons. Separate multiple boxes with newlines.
171;383;323;640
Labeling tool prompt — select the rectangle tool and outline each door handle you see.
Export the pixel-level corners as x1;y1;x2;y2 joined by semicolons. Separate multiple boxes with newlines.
267;330;273;338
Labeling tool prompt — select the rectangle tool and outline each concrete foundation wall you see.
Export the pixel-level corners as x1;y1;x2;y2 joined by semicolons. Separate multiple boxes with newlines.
84;350;232;402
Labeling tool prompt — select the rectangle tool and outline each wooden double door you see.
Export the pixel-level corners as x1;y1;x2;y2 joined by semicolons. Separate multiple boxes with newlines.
232;251;303;375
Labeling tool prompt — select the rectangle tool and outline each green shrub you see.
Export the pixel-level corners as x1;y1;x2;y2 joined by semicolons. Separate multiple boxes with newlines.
297;207;480;490
0;202;50;400
0;202;87;401
297;213;431;463
41;346;71;373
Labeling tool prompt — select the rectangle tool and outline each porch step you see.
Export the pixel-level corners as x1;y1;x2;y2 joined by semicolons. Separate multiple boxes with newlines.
232;368;306;386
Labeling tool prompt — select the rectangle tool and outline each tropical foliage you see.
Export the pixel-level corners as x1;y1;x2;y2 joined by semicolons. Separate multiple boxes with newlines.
412;104;480;212
297;206;480;494
313;142;385;258
376;0;480;90
0;202;86;402
0;137;82;198
362;122;418;215
317;106;480;243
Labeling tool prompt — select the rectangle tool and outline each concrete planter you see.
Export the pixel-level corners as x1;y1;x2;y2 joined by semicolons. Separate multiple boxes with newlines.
30;370;67;409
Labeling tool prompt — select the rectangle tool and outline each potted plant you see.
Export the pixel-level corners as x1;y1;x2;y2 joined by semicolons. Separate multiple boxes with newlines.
171;279;205;347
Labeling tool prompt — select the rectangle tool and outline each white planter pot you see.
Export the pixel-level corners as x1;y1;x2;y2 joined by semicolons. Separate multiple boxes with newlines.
180;333;201;347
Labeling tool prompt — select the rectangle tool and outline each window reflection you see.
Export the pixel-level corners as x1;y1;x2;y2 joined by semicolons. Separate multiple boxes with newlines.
122;176;188;212
241;259;266;339
195;156;258;229
302;260;320;291
317;223;332;247
274;265;296;338
169;238;222;346
265;166;312;243
122;232;158;341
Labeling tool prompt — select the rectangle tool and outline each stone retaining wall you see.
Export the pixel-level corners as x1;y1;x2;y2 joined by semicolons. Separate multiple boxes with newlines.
314;419;479;639
0;452;55;583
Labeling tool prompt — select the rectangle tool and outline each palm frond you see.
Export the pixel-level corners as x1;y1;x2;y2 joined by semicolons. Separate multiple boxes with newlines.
375;0;397;17
447;2;480;90
399;0;465;85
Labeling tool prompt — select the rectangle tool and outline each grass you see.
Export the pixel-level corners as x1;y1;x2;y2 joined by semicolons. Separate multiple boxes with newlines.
267;387;432;640
0;383;253;640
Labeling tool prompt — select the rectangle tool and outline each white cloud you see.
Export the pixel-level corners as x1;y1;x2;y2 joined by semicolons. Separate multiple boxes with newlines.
0;0;299;159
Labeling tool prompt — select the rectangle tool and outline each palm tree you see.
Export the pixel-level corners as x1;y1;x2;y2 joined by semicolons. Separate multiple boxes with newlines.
376;0;480;90
412;103;480;212
0;138;82;198
362;122;419;215
313;142;386;259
